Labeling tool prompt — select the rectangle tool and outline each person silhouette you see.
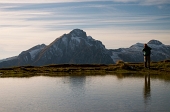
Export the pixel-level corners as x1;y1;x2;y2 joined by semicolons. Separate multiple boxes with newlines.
142;44;152;68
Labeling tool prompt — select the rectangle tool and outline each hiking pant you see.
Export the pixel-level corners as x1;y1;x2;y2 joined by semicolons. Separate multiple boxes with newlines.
144;56;150;68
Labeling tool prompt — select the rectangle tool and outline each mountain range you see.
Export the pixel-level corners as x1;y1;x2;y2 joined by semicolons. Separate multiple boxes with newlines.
0;29;170;68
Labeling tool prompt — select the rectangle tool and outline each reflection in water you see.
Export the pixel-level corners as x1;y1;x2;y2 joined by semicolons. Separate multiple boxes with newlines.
144;73;151;103
62;76;86;96
69;76;86;89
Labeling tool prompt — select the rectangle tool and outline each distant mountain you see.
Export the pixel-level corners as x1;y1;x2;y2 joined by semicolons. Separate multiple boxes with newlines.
0;29;170;68
110;39;170;63
0;44;46;68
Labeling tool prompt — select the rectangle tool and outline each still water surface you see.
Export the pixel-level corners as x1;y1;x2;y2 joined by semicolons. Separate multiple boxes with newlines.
0;74;170;112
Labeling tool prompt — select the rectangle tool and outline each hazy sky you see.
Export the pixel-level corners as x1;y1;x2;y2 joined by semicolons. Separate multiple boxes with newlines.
0;0;170;59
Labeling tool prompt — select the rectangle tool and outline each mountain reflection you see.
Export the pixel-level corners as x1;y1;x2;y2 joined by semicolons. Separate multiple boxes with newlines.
62;75;86;93
69;76;86;89
144;74;151;103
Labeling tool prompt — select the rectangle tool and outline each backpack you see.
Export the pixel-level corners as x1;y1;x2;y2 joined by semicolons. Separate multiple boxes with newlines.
143;49;151;56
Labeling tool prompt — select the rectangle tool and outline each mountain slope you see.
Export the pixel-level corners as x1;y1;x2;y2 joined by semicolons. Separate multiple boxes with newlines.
0;44;46;68
33;29;113;65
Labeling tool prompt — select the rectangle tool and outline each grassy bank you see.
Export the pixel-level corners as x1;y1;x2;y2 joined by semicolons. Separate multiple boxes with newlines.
0;61;170;77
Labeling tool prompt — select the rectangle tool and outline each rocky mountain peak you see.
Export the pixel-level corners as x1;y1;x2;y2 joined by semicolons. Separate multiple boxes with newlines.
147;39;162;45
69;29;87;38
28;44;46;52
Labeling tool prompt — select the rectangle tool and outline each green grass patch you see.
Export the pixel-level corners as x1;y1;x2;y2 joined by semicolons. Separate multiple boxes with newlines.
0;61;169;77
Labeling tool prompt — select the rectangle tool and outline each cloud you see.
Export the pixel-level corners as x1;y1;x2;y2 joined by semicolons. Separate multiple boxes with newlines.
113;0;170;5
113;0;139;3
140;0;170;5
0;0;112;3
1;2;169;30
0;0;170;5
0;0;72;3
0;2;169;32
0;2;116;29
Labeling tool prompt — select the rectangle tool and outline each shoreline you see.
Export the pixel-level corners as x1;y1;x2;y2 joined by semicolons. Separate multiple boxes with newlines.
0;61;170;77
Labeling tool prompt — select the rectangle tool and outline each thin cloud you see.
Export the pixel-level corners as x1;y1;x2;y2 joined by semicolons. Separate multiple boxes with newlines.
113;0;170;5
0;0;169;5
0;0;73;3
0;2;170;31
0;0;112;3
113;0;139;3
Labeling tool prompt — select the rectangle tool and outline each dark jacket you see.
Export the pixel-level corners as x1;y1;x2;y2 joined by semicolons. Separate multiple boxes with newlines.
143;46;151;56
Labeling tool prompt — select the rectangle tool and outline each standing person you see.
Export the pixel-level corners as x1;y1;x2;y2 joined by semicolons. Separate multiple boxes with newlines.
142;44;152;68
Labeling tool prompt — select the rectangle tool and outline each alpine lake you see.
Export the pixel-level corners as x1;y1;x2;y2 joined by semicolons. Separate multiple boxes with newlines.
0;73;170;112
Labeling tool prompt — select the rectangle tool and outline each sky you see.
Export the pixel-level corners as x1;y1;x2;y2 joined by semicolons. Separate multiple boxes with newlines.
0;0;170;59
